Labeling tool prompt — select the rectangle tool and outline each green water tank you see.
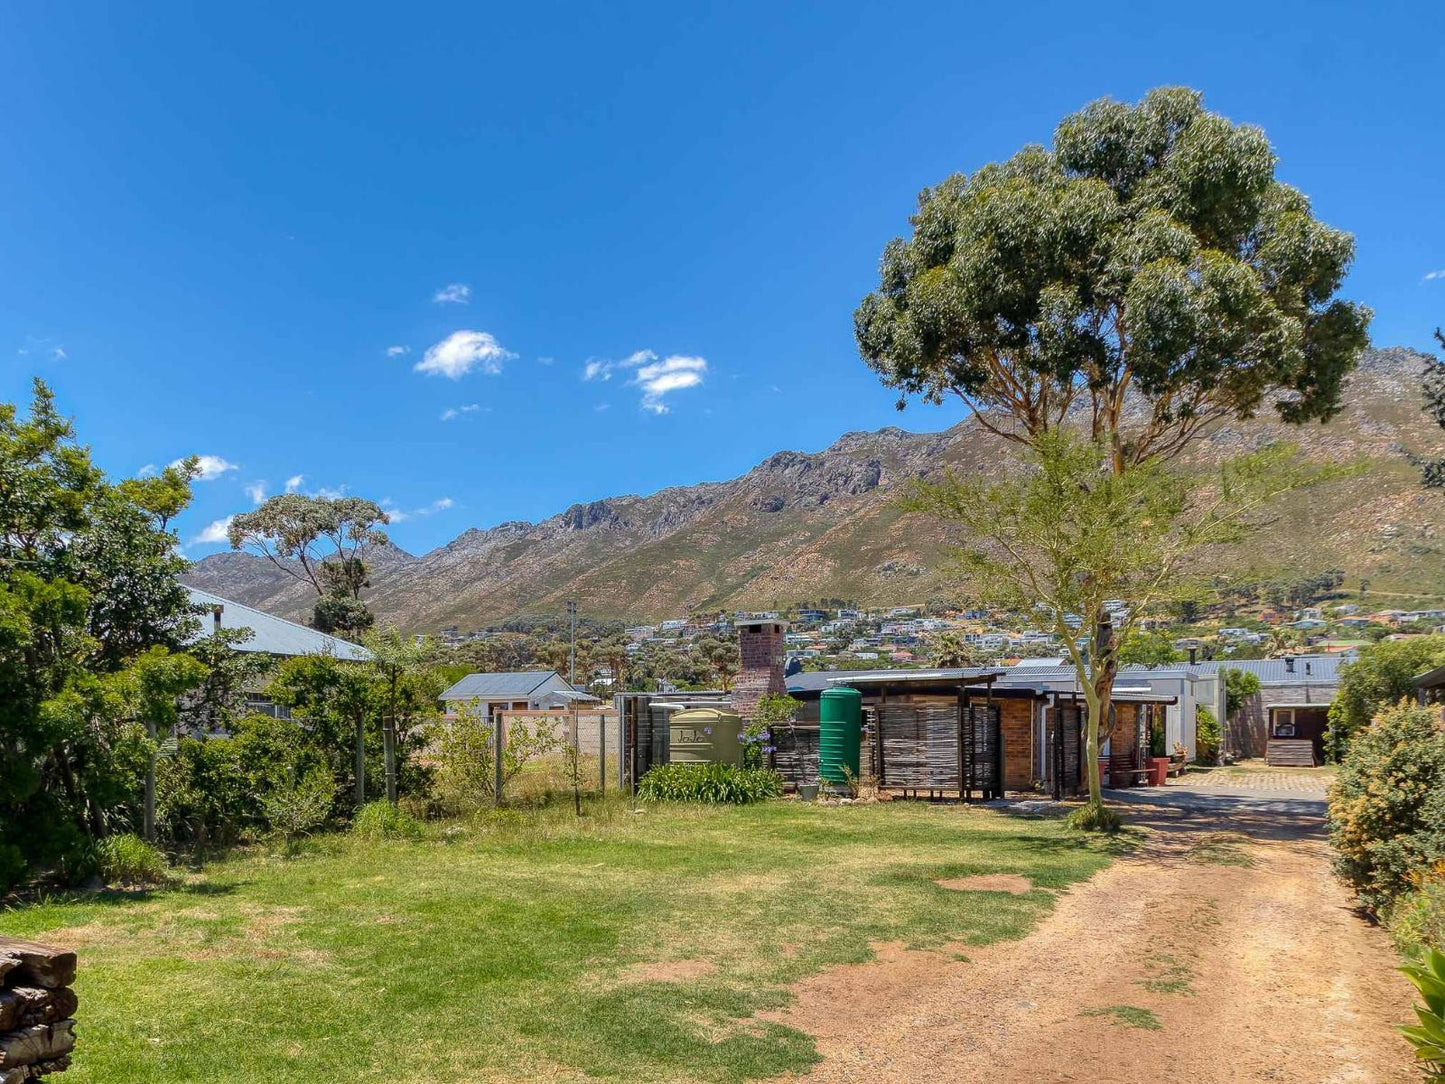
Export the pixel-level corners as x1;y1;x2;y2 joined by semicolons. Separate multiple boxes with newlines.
819;687;863;785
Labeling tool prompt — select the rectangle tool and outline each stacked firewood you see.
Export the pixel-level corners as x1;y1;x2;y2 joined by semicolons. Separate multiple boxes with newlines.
0;939;77;1083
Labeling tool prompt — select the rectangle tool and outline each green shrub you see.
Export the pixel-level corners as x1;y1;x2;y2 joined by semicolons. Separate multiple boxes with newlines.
95;833;169;886
0;843;28;894
636;763;783;804
157;714;318;847
351;800;424;841
1065;800;1121;833
1195;706;1221;765
1399;947;1445;1081
1389;871;1445;958
262;767;336;852
1329;636;1445;758
1329;701;1445;914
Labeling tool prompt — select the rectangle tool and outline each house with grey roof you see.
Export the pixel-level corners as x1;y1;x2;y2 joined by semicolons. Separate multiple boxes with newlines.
1193;654;1347;764
440;671;599;720
185;586;371;662
183;585;372;724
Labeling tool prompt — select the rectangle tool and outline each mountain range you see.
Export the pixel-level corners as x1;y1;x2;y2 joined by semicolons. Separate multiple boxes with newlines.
184;347;1445;630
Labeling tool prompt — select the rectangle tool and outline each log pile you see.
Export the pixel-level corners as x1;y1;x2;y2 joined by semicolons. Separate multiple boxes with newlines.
0;939;77;1083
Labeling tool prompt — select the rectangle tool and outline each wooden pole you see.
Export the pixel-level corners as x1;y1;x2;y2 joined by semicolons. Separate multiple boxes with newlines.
143;719;157;841
571;709;581;816
354;714;366;809
384;669;398;805
493;708;504;806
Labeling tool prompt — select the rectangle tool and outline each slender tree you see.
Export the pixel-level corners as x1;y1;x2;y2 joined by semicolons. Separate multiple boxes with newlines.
907;432;1328;822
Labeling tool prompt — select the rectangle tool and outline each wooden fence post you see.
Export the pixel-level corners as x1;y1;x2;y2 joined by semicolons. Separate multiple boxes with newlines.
493;709;503;807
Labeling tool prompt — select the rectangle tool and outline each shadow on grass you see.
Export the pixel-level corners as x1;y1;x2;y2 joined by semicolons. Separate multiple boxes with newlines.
3;878;241;915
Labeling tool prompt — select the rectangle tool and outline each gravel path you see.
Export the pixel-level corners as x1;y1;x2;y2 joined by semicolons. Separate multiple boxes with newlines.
766;791;1413;1083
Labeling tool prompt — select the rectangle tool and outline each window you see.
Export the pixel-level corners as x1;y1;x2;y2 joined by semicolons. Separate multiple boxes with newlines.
1273;708;1295;738
245;694;292;721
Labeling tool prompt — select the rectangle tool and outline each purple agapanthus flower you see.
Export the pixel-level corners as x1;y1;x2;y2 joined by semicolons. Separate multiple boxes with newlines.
704;727;713;735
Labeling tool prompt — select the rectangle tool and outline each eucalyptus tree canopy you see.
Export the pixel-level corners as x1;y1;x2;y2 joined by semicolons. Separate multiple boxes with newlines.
228;493;389;634
856;87;1371;469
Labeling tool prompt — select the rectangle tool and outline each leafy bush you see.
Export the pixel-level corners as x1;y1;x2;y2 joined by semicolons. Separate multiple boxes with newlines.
1195;706;1221;765
262;767;336;852
1329;701;1445;914
743;694;799;770
351;800;424;841
1389;869;1445;959
427;706;560;814
1065;800;1121;833
636;763;783;804
1223;668;1261;719
95;833;168;886
1329;636;1445;758
1399;947;1445;1081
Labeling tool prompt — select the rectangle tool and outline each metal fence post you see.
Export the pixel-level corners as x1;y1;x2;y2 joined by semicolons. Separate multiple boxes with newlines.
599;713;606;795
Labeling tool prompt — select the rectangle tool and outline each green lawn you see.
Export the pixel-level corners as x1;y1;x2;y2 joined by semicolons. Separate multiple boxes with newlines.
2;798;1122;1083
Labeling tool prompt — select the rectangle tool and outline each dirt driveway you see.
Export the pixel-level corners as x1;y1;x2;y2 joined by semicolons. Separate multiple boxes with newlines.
767;782;1415;1083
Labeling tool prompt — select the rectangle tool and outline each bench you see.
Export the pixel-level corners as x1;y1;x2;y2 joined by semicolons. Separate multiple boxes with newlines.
1108;755;1152;788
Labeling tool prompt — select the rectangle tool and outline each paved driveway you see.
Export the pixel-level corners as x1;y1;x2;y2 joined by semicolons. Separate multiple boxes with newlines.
1104;767;1331;819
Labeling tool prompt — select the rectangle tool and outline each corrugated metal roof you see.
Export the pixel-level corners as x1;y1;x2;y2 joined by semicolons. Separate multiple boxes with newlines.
786;667;1000;693
1193;654;1347;684
185;586;372;661
440;671;565;700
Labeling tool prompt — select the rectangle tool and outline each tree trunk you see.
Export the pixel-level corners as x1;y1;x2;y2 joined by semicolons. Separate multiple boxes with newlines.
1081;615;1119;806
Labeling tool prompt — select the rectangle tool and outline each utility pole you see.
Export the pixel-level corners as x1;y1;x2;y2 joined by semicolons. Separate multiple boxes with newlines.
568;599;577;685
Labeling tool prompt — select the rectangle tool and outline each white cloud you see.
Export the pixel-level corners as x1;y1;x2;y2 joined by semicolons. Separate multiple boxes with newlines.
594;402;610;413
635;355;707;414
284;474;304;493
432;283;471;305
387;345;410;356
192;515;235;546
415;330;515;379
383;496;454;523
170;454;238;481
582;349;655;383
440;403;485;421
16;336;65;361
1426;270;1445;282
245;481;267;505
137;463;157;478
315;484;347;500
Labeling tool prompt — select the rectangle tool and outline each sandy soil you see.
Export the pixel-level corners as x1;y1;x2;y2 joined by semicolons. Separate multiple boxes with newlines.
765;801;1416;1083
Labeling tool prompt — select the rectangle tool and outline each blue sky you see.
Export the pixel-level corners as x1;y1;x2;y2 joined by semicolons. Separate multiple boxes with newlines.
3;1;1442;556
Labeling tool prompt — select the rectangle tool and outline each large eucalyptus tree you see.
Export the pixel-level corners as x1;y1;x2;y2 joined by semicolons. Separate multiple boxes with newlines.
857;87;1370;818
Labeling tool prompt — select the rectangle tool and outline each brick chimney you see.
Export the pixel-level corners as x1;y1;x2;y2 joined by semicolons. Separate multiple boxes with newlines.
732;619;788;719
